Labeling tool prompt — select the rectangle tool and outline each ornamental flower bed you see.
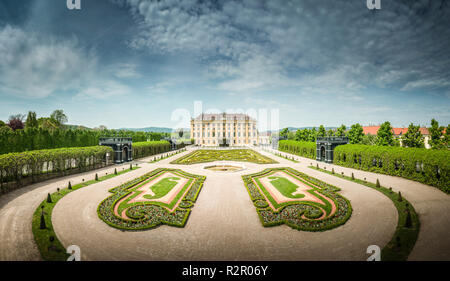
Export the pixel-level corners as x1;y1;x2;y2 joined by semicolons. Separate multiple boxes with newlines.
242;167;352;231
97;168;206;230
171;149;277;164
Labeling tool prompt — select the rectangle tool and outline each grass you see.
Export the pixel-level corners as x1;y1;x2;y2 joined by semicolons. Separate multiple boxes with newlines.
266;150;300;163
143;177;180;199
116;170;194;212
170;149;277;164
267;176;305;199
32;166;139;261
309;165;420;261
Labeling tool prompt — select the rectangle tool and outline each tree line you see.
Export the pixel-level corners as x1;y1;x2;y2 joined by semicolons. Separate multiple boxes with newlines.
0;110;170;154
279;119;449;149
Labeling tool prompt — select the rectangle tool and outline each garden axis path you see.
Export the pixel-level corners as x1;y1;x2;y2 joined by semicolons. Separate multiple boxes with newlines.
0;147;448;260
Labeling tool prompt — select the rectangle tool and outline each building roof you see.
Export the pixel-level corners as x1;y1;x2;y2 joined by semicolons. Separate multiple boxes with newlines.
362;126;430;136
193;113;256;121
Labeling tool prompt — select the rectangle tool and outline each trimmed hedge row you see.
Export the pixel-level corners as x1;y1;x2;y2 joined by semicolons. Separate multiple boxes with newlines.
334;144;449;193
0;146;113;194
132;141;171;159
278;140;316;160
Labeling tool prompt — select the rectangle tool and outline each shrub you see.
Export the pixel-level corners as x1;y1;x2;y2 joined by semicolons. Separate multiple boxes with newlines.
40;213;46;229
334;144;449;193
332;168;335;174
398;191;403;202
376;179;380;188
46;193;52;203
68;181;72;190
130;164;132;170
351;173;355;180
95;173;98;181
114;168;117;175
405;208;412;228
132;141;171;159
278;140;316;159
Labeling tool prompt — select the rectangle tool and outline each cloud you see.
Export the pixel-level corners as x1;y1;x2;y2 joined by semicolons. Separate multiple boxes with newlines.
113;63;141;78
0;25;132;100
117;0;450;98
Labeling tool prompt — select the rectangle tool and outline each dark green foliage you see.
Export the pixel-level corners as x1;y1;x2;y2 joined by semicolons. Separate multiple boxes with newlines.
377;121;394;146
40;213;46;229
131;141;171;159
405;208;412;228
114;168;117;175
332;168;335;174
130;164;133;170
278;140;316;159
398;191;403;202
351;173;355;180
334;144;449;193
95;173;98;181
46;193;52;203
318;125;326;137
376;179;380;188
403;123;424;148
347;124;364;144
68;181;72;190
429;119;445;149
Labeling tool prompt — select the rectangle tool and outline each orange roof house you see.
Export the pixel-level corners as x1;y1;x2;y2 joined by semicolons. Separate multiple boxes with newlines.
362;126;430;136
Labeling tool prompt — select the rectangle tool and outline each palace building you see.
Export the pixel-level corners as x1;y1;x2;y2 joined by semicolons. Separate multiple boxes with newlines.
190;113;258;146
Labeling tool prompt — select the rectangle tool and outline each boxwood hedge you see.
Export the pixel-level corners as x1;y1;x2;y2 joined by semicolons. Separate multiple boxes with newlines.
278;140;316;160
334;144;449;193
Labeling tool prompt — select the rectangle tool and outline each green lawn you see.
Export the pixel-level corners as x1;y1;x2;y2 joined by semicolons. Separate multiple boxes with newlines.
143;177;180;199
171;149;277;164
267;176;305;199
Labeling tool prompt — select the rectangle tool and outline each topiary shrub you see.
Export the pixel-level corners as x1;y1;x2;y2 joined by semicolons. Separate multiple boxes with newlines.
68;181;72;190
376;179;380;188
405;208;412;228
95;173;98;181
114;168;117;175
398;191;403;202
46;193;52;203
351;173;355;180
40;213;46;229
332;168;335;174
130;164;133;170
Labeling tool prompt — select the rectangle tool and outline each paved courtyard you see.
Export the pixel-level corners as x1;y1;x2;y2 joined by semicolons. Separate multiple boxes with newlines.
0;147;449;260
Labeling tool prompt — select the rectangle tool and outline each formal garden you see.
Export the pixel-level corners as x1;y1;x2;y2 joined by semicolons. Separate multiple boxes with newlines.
97;168;205;231
170;149;277;165
242;167;352;231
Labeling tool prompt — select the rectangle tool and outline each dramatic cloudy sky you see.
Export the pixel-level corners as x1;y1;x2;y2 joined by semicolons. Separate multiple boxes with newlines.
0;0;449;129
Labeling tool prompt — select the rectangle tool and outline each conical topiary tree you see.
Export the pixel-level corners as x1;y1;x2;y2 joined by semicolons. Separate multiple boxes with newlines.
95;173;98;181
316;163;319;169
405;208;412;228
398;191;403;202
376;179;380;188
351;173;355;180
40;213;46;229
130;164;133;170
332;168;335;174
46;193;52;203
114;168;117;175
68;181;72;190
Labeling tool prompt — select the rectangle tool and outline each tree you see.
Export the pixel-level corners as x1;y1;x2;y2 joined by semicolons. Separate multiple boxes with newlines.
7;114;25;131
377;121;394;146
50;109;68;126
309;128;317;142
402;123;424;148
279;128;289;139
347;123;364;144
429;119;444;149
444;124;450;148
336;124;346;137
318;125;326;137
25;111;38;129
326;129;334;137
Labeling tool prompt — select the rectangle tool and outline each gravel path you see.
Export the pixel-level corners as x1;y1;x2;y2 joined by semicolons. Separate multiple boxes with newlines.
0;147;447;260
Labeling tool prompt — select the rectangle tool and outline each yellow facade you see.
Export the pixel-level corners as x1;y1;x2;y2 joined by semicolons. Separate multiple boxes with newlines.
190;113;258;146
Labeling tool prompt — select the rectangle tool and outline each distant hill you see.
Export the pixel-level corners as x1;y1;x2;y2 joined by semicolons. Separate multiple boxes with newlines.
64;124;92;130
117;127;190;133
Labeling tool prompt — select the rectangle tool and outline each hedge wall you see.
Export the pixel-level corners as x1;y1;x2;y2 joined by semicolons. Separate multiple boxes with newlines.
0;146;113;194
333;144;449;193
278;140;316;160
132;141;171;159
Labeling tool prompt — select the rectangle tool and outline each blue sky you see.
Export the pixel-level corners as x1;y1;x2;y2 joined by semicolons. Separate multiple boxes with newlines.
0;0;449;130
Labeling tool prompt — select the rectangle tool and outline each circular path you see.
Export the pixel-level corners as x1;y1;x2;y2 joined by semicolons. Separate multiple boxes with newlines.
0;147;448;260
